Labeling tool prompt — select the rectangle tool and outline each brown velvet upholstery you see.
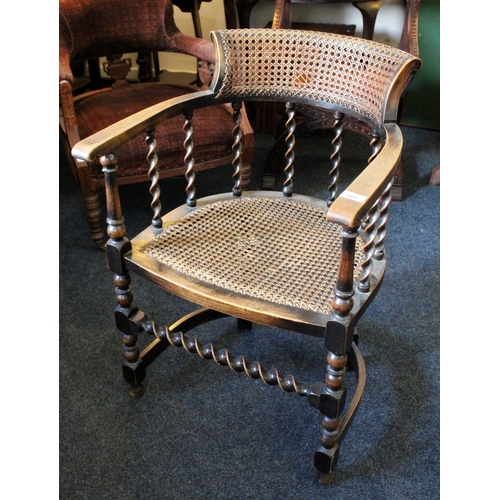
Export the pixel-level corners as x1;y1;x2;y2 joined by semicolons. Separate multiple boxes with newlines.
59;0;254;247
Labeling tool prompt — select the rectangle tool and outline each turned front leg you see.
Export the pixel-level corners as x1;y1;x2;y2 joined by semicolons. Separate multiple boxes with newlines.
314;322;354;477
113;270;146;397
101;152;146;397
315;226;358;479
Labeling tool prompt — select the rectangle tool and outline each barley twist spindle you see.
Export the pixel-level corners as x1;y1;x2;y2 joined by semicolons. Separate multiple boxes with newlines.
146;128;162;230
283;101;296;197
374;179;393;260
368;129;382;164
327;112;344;206
143;320;311;396
231;102;243;196
183;111;196;207
358;203;380;292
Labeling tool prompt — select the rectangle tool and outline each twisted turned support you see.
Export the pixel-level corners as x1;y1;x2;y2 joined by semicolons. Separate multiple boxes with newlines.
137;306;364;425
368;128;383;164
142;319;311;396
183;111;196;207
101;152;146;397
357;130;387;291
231;102;243;197
327;112;345;207
282;102;296;197
146;128;162;231
367;130;392;262
358;203;379;292
374;179;393;260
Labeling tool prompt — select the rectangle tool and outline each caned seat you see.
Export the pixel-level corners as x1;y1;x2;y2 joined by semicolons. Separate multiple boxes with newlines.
72;28;421;482
131;193;365;332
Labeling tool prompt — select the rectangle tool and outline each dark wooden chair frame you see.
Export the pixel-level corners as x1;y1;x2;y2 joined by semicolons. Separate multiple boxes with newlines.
71;28;421;481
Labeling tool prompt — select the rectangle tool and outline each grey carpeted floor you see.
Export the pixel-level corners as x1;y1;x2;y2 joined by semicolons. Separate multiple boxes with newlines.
60;125;439;499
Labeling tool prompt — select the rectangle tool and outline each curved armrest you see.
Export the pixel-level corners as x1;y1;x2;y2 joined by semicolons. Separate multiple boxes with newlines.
168;31;216;64
327;123;403;228
71;90;216;162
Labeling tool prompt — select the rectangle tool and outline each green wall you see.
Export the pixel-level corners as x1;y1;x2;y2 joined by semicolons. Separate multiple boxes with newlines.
400;0;440;130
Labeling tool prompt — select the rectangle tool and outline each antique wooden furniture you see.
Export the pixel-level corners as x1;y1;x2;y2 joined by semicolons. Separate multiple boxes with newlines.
145;0;214;85
233;0;380;134
59;0;254;248
148;0;238;86
72;28;421;481
235;0;382;38
246;0;421;200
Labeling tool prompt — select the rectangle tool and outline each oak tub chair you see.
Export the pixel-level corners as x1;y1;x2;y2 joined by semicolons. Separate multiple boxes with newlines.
72;28;420;481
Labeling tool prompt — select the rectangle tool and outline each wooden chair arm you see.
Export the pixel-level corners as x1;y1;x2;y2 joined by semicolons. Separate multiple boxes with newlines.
327;123;403;228
71;90;216;162
171;32;216;63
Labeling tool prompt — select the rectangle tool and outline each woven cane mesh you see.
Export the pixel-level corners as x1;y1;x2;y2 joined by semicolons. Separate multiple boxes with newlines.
142;197;363;315
213;29;416;127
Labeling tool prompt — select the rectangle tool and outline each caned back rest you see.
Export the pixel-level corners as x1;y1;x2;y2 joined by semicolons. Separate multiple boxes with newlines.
210;29;421;127
59;0;177;63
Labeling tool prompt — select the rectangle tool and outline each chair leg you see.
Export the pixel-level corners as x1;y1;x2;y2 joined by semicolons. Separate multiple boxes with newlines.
237;318;252;330
82;191;106;248
312;316;358;480
240;162;252;191
391;156;404;201
353;1;382;40
112;268;147;397
314;341;366;482
313;349;348;480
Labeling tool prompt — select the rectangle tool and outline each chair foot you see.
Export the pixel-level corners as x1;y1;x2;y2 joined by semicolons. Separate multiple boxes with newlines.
128;384;145;398
317;470;335;485
123;360;146;397
314;444;339;478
